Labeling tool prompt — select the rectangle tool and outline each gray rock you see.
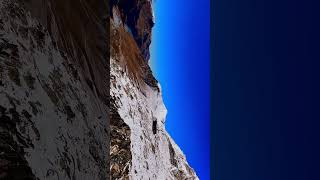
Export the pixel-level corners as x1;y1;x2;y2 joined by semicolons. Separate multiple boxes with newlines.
0;0;109;179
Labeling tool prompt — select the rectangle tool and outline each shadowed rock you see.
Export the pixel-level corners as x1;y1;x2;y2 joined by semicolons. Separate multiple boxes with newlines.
0;0;109;179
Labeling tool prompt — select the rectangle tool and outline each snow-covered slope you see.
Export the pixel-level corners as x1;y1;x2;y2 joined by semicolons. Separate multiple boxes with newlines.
0;0;197;179
111;58;198;180
0;0;108;179
110;3;199;179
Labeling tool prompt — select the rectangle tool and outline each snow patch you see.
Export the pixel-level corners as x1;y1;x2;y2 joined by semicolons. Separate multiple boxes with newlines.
111;57;198;180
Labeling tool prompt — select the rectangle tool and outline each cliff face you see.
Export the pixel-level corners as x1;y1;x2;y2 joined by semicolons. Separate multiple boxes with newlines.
0;0;109;179
110;1;199;179
0;0;197;179
110;0;154;62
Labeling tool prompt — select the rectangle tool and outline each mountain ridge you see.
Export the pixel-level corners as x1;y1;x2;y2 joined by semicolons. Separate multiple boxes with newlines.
110;1;199;179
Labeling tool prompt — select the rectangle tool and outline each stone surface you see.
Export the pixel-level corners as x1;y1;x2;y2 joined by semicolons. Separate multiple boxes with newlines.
0;0;109;179
111;0;154;61
0;0;198;179
110;1;199;179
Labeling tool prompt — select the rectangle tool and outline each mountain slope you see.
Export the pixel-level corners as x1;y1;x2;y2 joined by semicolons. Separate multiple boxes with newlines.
0;0;109;179
110;1;199;179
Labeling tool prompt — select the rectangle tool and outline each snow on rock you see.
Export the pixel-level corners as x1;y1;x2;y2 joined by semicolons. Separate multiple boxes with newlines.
0;0;108;179
111;58;198;180
110;3;199;179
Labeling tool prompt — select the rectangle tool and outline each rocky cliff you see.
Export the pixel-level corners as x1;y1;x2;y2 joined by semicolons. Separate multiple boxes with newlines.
0;0;197;179
0;0;109;179
110;0;199;179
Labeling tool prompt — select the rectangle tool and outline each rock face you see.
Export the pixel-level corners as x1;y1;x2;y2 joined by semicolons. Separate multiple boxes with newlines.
111;0;154;62
110;1;199;179
0;0;197;179
0;0;109;179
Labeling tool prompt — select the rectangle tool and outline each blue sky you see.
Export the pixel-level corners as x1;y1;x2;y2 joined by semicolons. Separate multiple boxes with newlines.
150;0;210;179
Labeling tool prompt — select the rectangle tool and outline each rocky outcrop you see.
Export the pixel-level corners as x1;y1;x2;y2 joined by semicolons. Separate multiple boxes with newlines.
0;0;109;179
110;99;132;180
110;1;198;179
0;0;197;179
24;0;109;103
111;0;154;61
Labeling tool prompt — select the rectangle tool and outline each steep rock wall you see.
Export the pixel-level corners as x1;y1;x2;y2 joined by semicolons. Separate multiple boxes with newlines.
0;0;109;179
111;0;154;61
110;1;199;179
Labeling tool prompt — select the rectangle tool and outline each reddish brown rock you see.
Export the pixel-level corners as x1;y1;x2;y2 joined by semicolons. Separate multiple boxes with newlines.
111;0;154;61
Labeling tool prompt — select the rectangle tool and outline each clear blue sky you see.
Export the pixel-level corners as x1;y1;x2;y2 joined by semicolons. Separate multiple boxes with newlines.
150;0;210;179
